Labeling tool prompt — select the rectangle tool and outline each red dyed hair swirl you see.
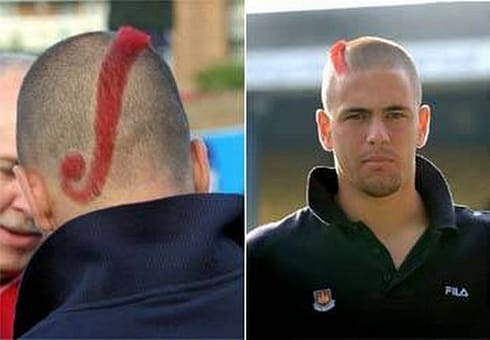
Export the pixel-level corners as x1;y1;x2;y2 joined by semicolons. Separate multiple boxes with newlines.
60;26;150;203
330;40;348;75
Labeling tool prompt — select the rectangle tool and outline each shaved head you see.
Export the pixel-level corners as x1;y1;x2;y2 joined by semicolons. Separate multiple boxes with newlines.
322;37;422;111
17;29;191;205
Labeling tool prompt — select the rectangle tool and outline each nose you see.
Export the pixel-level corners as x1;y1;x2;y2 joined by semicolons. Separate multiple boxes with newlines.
366;117;390;145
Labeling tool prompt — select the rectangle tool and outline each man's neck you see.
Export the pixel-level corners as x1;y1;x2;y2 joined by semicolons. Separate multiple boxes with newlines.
55;177;192;230
336;178;429;268
337;178;428;231
0;273;21;292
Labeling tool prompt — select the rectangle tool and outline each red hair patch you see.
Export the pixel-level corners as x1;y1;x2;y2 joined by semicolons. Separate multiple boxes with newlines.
60;26;150;203
330;40;348;75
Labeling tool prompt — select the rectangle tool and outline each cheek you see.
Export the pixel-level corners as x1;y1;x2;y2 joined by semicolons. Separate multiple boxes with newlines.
331;129;360;170
332;126;362;150
391;123;419;146
0;188;13;212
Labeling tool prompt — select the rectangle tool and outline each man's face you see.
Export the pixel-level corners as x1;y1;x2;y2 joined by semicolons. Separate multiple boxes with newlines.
322;68;429;197
0;66;43;284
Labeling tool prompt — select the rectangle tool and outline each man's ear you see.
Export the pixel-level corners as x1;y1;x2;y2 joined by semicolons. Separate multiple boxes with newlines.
316;109;334;151
190;138;210;193
416;104;431;149
13;166;56;232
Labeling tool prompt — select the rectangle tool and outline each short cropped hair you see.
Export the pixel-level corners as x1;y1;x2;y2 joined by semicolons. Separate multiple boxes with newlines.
17;31;190;193
321;37;422;111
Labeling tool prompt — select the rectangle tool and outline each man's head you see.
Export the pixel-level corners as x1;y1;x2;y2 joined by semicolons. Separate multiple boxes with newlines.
316;37;430;198
0;54;43;284
15;27;210;232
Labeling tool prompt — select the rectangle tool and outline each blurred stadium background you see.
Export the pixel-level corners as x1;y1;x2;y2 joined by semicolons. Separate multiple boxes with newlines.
247;1;490;228
0;0;244;194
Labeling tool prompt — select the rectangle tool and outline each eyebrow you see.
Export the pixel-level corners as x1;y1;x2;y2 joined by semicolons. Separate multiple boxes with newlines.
338;107;370;119
344;107;370;112
340;105;410;116
383;105;410;112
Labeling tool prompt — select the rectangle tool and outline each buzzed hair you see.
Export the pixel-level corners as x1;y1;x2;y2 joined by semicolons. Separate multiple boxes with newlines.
17;30;191;198
321;37;422;111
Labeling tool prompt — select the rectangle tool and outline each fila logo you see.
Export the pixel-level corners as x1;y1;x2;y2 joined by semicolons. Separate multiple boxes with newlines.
444;285;469;298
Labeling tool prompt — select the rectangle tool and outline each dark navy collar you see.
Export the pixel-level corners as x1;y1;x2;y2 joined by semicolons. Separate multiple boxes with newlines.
307;155;457;231
15;193;243;337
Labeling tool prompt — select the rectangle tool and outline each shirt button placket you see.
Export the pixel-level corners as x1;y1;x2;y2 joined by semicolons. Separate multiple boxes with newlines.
383;272;392;283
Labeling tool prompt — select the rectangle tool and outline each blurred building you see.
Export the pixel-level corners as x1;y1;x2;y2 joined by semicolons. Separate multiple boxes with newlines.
0;1;243;92
0;1;107;53
173;0;243;92
247;2;490;227
109;0;243;93
172;0;244;193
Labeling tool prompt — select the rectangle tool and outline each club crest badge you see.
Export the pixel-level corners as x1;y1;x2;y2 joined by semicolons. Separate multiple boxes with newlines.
312;288;336;312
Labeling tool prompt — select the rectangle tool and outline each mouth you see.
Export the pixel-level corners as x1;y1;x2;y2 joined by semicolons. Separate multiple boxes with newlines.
362;155;394;163
0;224;43;249
361;155;396;170
0;224;42;237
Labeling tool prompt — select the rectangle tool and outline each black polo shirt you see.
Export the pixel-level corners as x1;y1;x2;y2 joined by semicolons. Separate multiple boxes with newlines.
247;156;489;338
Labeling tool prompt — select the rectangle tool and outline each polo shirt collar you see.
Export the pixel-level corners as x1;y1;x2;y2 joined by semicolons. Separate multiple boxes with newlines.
307;155;457;231
15;193;243;337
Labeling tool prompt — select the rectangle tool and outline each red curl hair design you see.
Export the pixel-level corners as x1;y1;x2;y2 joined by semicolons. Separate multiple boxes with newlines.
329;40;348;75
59;26;150;203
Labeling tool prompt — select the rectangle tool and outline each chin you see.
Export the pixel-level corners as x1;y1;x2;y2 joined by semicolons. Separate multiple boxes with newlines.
360;177;401;198
0;264;24;283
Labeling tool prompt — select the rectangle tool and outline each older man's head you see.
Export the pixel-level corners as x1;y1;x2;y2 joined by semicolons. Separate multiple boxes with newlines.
0;54;43;284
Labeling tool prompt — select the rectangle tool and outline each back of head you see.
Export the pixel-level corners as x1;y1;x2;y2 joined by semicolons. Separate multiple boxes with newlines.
17;28;191;209
321;36;422;111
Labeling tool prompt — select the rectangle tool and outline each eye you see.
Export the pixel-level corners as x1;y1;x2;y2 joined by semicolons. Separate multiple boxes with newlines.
345;112;368;120
0;166;15;179
0;161;16;179
386;111;405;119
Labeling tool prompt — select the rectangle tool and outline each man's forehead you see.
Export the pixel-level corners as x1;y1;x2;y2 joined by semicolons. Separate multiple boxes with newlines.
0;67;27;109
0;122;17;161
0;66;27;160
341;68;411;89
333;68;415;105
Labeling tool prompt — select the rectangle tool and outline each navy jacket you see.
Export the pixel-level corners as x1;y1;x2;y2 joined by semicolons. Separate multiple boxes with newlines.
15;193;244;339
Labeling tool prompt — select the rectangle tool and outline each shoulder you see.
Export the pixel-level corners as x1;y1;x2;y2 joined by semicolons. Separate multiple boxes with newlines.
247;207;321;258
248;207;309;241
454;205;490;230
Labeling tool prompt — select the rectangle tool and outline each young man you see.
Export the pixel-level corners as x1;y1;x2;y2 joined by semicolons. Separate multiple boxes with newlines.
247;37;489;338
13;27;243;338
0;55;44;340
